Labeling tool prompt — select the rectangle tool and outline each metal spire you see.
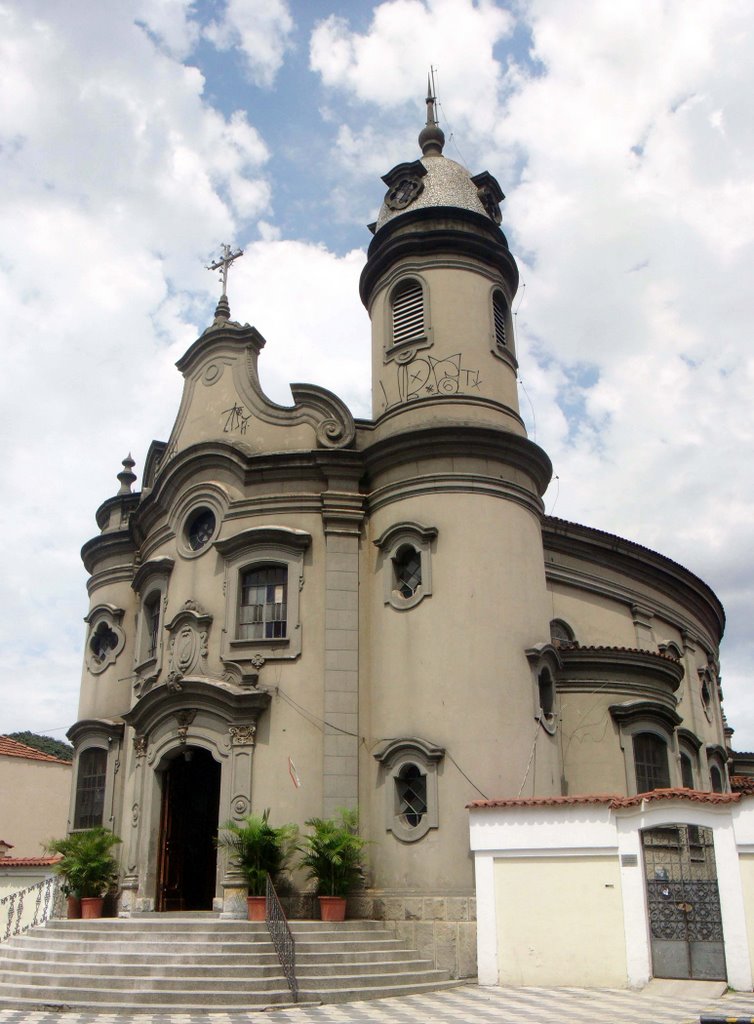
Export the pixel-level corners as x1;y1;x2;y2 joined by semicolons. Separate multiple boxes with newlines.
206;243;244;320
418;68;445;156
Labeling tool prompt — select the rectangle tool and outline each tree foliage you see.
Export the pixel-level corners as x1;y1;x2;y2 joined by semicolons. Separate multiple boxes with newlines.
8;731;73;762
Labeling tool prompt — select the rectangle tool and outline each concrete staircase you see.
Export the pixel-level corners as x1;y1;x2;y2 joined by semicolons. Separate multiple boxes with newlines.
0;916;461;1012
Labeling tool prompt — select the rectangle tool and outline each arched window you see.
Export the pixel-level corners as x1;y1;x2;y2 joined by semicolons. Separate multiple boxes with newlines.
394;544;421;599
374;737;445;843
710;764;724;793
143;591;161;660
396;763;428;829
391;279;425;346
538;668;555;719
549;619;576;648
492;291;507;349
633;733;671;793
73;748;107;830
680;751;695;789
239;565;288;640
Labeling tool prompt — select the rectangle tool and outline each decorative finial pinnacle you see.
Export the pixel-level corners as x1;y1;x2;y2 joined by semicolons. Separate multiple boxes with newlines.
206;243;244;321
117;453;137;495
419;67;445;157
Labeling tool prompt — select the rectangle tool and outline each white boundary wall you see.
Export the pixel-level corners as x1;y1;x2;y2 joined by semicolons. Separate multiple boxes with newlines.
469;795;754;991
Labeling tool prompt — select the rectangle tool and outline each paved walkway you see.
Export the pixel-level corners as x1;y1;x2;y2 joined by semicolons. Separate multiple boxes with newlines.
1;982;754;1024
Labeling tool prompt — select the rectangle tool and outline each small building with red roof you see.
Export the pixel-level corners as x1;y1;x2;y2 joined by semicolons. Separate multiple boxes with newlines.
0;736;71;861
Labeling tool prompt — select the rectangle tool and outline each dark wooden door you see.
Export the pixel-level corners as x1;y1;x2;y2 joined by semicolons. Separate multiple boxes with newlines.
157;747;221;911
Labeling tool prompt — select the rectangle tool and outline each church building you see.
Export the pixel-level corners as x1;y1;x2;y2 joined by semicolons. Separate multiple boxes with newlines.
69;93;747;986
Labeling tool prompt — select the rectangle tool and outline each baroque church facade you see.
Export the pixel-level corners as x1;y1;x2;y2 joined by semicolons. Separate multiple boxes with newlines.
69;97;732;980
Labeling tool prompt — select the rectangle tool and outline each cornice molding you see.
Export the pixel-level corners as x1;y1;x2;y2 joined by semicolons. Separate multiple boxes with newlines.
542;517;725;643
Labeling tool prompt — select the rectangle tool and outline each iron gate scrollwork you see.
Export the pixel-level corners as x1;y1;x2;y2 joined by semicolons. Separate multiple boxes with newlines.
642;824;726;981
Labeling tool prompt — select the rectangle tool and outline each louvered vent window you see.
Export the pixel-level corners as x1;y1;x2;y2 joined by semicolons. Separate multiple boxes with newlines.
493;292;507;348
392;280;424;345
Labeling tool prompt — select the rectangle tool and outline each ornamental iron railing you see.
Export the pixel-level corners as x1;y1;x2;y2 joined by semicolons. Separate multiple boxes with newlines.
1;876;61;943
265;874;297;1002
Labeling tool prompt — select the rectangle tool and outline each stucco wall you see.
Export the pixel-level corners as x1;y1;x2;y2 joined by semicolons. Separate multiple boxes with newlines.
494;854;627;987
0;757;71;857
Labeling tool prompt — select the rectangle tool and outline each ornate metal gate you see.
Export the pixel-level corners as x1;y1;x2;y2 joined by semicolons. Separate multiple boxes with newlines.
642;825;726;981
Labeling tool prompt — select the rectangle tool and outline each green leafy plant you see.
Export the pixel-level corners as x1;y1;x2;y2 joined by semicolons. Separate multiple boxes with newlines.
217;810;297;897
298;808;368;898
46;827;121;898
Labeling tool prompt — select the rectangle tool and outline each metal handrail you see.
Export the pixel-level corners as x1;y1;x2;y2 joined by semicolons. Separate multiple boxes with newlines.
265;874;297;1002
0;876;61;943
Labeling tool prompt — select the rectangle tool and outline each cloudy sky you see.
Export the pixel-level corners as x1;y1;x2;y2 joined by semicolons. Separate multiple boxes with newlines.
2;0;753;750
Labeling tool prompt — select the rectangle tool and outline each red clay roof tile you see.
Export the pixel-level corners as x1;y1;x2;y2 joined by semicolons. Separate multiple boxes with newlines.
0;736;70;764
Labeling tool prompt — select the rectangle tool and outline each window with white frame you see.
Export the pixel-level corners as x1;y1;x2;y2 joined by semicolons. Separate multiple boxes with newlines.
374;738;444;843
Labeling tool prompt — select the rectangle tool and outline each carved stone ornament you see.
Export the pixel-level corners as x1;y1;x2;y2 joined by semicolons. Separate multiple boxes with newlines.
133;735;147;760
381;159;427;212
164;600;213;687
229;724;256;747
166;669;183;693
385;175;424;211
176;709;197;745
232;796;250;817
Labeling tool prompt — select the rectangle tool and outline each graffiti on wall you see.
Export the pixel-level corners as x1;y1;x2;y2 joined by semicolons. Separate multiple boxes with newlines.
379;352;482;410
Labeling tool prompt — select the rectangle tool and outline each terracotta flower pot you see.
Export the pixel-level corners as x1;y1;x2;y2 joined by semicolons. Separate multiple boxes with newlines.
318;896;346;922
67;896;81;919
247;895;266;921
80;897;104;919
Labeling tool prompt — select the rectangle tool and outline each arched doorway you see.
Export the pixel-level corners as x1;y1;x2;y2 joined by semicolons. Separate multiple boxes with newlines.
157;746;221;911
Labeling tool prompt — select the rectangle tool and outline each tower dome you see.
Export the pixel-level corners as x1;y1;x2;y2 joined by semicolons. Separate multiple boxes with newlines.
372;83;505;234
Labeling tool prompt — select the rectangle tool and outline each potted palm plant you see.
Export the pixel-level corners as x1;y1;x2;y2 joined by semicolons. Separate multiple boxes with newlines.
298;808;367;922
217;810;297;920
47;828;121;919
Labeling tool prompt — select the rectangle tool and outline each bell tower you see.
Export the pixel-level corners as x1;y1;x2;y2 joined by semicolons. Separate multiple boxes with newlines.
360;90;559;909
360;83;524;437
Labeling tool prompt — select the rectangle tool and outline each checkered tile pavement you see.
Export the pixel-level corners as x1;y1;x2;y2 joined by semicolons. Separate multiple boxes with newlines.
1;983;754;1024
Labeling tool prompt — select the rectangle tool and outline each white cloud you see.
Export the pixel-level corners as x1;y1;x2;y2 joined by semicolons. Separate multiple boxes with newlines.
204;0;294;88
3;0;754;756
310;0;512;130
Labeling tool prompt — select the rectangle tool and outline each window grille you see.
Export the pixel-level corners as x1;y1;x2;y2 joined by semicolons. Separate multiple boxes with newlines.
239;566;288;640
633;733;671;793
74;748;107;829
392;280;424;345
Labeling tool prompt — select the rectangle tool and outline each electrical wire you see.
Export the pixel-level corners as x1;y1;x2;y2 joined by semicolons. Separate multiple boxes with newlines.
517;717;542;797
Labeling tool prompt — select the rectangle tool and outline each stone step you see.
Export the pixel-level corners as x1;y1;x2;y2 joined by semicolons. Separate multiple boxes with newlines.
0;956;433;980
10;935;407;955
0;965;447;995
0;917;458;1012
0;946;417;967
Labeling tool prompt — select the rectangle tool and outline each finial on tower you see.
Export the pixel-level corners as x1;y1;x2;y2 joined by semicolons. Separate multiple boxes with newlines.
418;68;445;157
206;243;244;321
117;453;136;495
